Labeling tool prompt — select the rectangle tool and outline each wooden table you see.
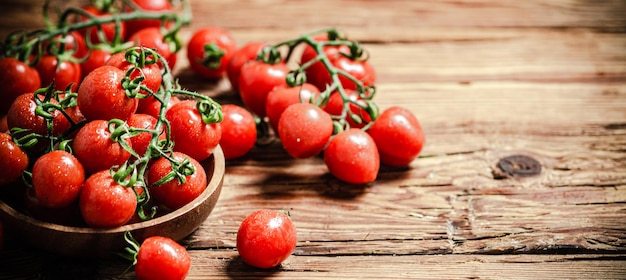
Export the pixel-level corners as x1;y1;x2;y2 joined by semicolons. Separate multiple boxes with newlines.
1;0;625;278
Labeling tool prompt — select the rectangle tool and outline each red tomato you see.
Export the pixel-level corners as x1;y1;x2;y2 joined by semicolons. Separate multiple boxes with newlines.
219;104;257;160
80;49;113;79
135;236;191;280
137;95;180;119
147;151;207;210
165;100;222;162
77;65;138;121
36;55;82;91
301;34;350;91
79;169;137;228
236;209;297;269
42;31;88;59
0;115;7;132
265;83;320;132
226;41;265;91
186;27;237;79
31;150;85;208
124;0;174;40
0;57;41;115
129;27;177;70
367;106;425;167
0;132;29;186
73;120;132;174
278;103;333;159
322;89;372;129
127;113;160;156
324;128;379;184
77;5;126;44
105;51;162;112
238;60;289;118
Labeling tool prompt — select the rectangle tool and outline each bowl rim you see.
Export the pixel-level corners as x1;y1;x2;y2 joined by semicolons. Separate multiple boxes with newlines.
0;145;225;235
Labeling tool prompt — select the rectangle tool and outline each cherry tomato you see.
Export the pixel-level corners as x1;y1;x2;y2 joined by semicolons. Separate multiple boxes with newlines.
135;236;191;280
147;151;207;210
137;95;180;119
105;51;162;113
77;65;138;121
226;41;265;91
367;106;425;167
278;103;333;159
77;5;126;44
301;34;350;91
129;27;177;70
165;100;222;162
0;132;29;186
324;128;379;184
236;209;297;269
127;113;161;156
238;60;289;118
79;169;137;228
80;49;113;80
124;0;174;40
73;120;132;174
265;83;320;132
36;55;82;91
322;89;372;129
42;31;88;59
0;57;41;115
187;27;237;79
31;150;85;208
219;104;257;160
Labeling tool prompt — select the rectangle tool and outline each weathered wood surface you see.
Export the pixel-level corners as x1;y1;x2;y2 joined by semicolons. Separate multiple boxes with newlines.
1;0;626;279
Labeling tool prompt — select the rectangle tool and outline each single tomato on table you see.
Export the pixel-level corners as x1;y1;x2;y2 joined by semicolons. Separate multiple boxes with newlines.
237;209;297;269
134;236;191;280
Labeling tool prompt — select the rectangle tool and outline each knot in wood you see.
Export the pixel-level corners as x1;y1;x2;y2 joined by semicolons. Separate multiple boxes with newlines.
496;154;542;178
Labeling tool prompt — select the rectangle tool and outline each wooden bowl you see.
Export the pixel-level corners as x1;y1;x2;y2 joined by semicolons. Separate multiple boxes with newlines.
0;146;225;258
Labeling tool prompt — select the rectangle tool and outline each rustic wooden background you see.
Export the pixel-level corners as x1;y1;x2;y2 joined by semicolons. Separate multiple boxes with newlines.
1;0;625;279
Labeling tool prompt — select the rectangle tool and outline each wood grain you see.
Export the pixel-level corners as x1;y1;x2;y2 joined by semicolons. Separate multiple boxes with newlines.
1;0;625;279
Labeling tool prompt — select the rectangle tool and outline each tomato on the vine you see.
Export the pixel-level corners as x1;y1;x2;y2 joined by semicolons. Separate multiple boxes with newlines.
165;100;222;162
236;209;297;269
129;27;177;70
72;119;132;174
80;48;113;79
79;169;137;228
265;83;320;132
134;236;191;280
238;60;289;118
35;55;82;91
105;51;162;113
137;95;180;119
219;104;257;160
186;27;237;79
124;0;174;40
147;151;207;210
127;113;161;156
226;41;265;91
278;103;333;159
77;5;126;44
0;132;29;186
324;128;379;184
322;89;372;129
367;106;425;167
77;65;138;121
0;57;41;115
31;150;85;208
42;31;88;59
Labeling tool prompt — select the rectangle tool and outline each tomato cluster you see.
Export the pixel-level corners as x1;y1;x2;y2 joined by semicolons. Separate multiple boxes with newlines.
203;28;426;185
0;1;222;230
